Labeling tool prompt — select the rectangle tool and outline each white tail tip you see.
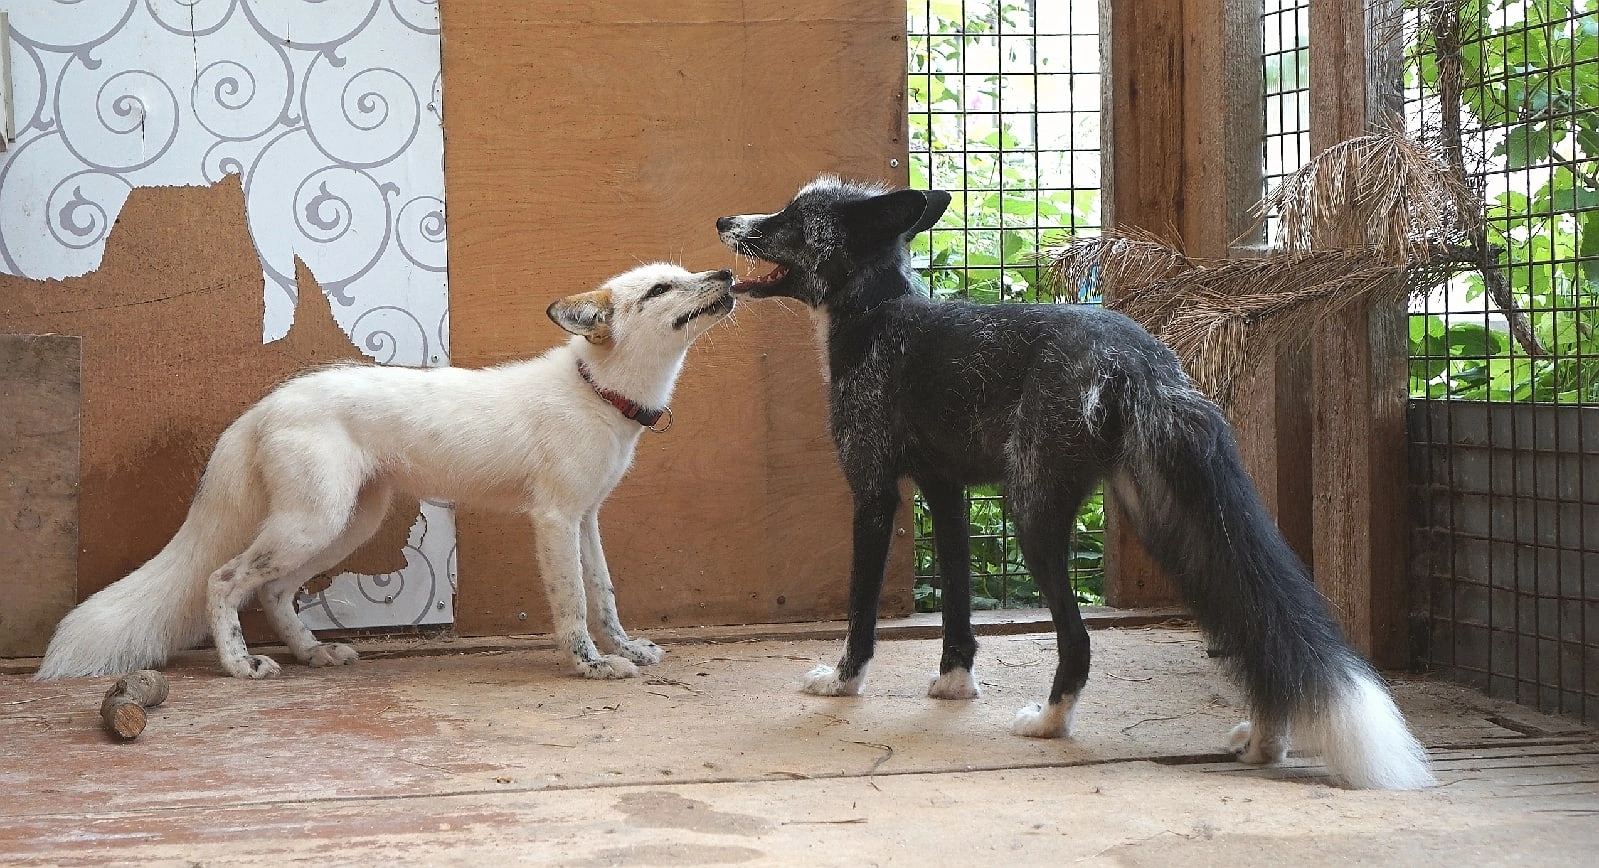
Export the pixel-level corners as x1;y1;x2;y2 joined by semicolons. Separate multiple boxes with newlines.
1302;671;1436;790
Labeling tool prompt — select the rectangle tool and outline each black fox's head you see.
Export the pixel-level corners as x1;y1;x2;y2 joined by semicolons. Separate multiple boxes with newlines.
715;176;951;306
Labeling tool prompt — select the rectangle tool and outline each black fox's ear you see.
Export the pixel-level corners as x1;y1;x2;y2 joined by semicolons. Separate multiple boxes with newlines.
547;289;614;344
909;190;952;237
841;189;939;249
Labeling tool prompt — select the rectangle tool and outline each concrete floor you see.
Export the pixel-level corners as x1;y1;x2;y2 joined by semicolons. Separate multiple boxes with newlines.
2;619;1597;866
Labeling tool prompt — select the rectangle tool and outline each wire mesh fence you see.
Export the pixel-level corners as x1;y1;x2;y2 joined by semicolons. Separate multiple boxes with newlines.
1405;0;1599;722
1261;0;1312;237
905;0;1103;611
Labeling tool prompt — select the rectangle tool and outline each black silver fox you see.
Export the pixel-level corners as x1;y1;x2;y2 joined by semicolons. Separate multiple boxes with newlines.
716;175;1434;790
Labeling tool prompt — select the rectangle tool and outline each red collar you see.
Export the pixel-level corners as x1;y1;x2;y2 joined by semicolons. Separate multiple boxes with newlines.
577;360;673;432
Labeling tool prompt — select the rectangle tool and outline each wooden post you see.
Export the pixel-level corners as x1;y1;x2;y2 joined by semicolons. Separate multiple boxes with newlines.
0;335;81;658
1307;0;1410;666
1102;0;1302;604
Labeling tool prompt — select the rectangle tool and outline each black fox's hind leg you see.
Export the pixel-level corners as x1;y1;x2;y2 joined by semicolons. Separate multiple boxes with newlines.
802;484;900;696
1008;478;1097;738
918;478;979;699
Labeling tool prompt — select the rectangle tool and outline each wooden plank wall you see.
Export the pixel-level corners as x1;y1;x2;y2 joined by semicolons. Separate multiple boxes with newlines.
1101;0;1305;607
439;1;914;636
0;336;80;657
1308;0;1411;666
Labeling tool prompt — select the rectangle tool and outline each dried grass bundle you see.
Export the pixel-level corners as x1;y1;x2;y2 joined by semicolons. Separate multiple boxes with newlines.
1254;129;1478;266
1044;227;1195;304
1053;241;1406;408
1038;107;1541;409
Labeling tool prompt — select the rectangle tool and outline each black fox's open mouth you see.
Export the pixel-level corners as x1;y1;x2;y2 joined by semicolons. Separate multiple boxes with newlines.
732;262;789;293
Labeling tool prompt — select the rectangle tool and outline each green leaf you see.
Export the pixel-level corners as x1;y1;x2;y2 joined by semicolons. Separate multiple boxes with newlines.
1496;124;1556;169
1445;322;1505;358
1550;184;1599;212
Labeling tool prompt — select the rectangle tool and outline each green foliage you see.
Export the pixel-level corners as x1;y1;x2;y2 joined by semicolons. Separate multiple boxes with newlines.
913;487;1106;613
906;0;1106;610
906;0;1099;305
1409;0;1599;402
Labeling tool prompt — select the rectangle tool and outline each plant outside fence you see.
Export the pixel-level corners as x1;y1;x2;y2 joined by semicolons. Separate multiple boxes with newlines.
1408;0;1599;403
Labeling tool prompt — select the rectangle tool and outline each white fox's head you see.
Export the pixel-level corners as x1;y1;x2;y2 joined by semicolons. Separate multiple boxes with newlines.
547;263;736;351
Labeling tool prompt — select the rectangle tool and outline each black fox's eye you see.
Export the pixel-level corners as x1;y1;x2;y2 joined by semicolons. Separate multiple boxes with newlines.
643;282;672;300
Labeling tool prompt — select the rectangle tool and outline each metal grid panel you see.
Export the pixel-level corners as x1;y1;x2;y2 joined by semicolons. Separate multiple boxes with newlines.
906;0;1103;611
1407;0;1599;723
1261;0;1311;236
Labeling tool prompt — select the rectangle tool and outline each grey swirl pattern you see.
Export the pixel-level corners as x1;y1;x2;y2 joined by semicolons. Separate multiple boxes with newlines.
298;501;456;630
0;1;453;630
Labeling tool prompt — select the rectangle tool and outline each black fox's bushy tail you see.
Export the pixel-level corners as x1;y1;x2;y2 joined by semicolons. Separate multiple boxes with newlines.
1106;376;1434;790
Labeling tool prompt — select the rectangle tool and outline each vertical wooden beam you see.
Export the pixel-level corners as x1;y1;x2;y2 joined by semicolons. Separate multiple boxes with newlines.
1103;0;1289;605
1205;0;1318;572
0;335;80;658
1308;0;1410;666
1101;0;1184;606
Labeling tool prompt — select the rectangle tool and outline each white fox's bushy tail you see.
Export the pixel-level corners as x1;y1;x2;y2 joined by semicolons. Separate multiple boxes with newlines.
34;425;263;680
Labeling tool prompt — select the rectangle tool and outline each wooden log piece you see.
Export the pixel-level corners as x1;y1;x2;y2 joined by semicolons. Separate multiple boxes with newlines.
99;670;170;740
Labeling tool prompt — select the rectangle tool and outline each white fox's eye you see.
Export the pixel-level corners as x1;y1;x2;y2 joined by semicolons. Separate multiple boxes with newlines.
643;282;672;300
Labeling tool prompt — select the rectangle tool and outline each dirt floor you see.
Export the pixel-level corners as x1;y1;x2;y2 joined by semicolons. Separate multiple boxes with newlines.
2;616;1597;866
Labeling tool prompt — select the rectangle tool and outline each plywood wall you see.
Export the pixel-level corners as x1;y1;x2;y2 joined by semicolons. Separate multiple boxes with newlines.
0;180;415;645
439;1;914;635
0;336;79;657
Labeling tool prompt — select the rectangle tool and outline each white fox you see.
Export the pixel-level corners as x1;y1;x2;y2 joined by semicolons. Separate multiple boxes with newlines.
36;263;735;681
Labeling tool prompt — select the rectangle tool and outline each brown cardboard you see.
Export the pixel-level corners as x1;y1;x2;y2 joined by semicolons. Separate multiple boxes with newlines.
0;179;416;640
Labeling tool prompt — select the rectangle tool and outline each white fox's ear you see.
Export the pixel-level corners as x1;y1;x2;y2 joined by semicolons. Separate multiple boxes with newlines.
547;289;614;344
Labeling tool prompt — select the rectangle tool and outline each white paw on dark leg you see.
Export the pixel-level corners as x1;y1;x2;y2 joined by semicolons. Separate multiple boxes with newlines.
1011;693;1078;738
801;663;867;696
928;667;981;699
1228;720;1290;765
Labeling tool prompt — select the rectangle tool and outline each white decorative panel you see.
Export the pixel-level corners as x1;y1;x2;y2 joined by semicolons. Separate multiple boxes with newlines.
0;0;456;630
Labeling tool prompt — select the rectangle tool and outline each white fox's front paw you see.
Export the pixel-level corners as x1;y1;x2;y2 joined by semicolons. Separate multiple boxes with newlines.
928;667;981;699
616;638;664;666
576;655;640;680
307;643;359;667
800;664;865;696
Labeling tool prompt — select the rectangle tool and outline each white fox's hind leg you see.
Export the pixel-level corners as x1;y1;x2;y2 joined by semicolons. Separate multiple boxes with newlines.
208;551;286;679
259;484;393;668
208;483;367;677
579;511;662;666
